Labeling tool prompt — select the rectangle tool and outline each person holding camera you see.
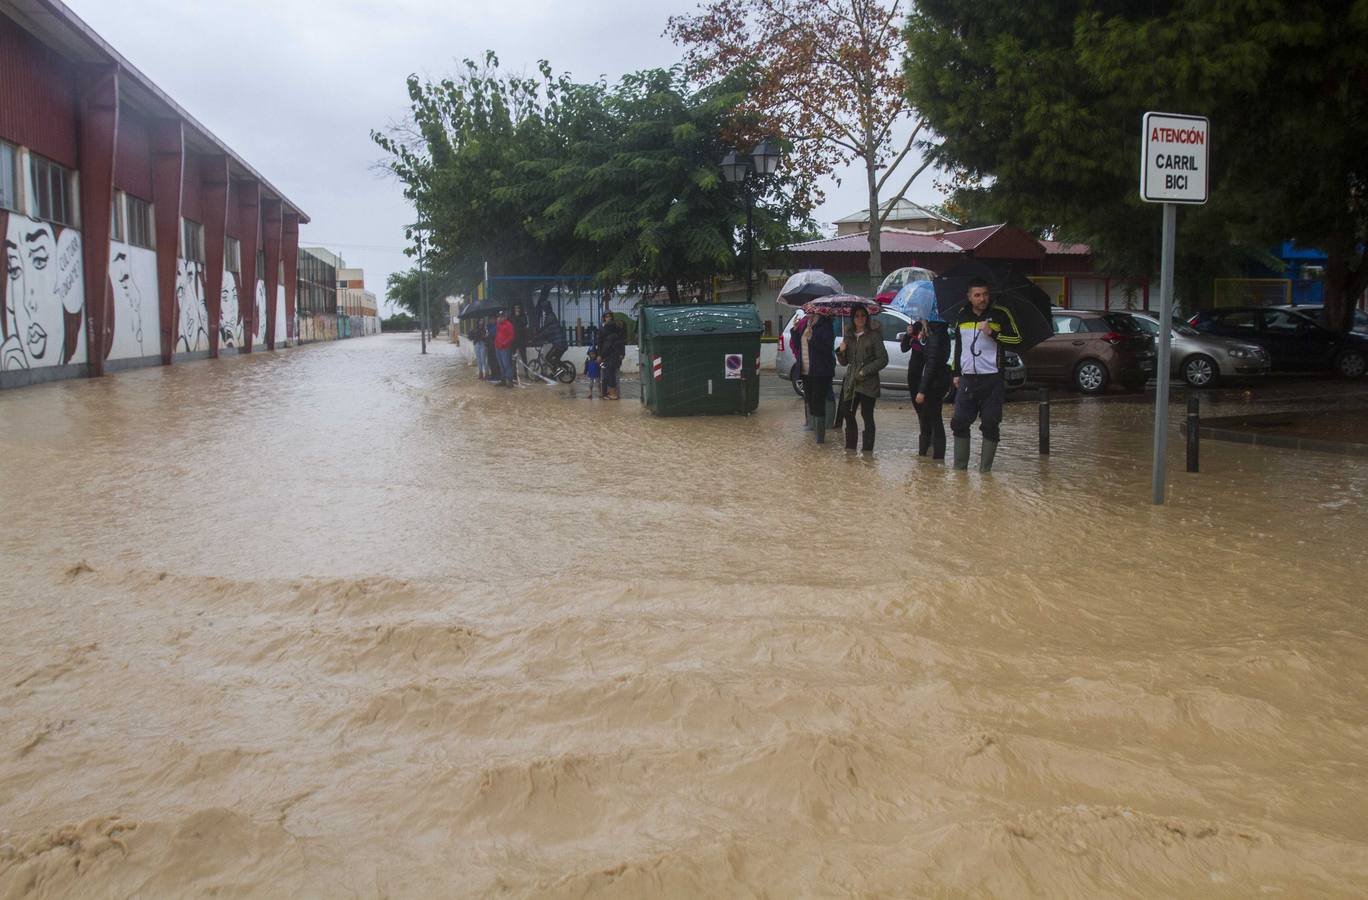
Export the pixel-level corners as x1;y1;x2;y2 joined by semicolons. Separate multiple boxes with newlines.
901;316;952;460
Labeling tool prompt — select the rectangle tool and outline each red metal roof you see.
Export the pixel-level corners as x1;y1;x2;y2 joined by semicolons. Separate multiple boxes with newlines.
941;224;1004;250
789;226;1091;259
1039;240;1090;256
787;228;963;255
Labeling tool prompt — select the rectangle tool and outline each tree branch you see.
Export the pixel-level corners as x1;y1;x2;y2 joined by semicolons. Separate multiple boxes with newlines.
875;155;934;228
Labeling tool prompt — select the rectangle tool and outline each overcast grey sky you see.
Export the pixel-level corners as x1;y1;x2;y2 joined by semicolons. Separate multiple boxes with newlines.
67;0;940;313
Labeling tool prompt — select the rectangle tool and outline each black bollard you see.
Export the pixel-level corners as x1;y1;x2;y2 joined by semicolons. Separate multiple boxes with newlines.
1186;391;1199;472
1038;387;1050;455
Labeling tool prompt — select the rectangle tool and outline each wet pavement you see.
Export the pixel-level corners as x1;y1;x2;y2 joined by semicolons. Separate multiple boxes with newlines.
2;333;1367;897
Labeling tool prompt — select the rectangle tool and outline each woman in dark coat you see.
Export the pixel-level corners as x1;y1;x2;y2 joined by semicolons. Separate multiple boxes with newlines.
597;312;626;400
900;318;952;459
796;313;836;444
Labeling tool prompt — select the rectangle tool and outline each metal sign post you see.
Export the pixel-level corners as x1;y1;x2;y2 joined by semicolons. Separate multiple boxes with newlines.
1140;111;1209;504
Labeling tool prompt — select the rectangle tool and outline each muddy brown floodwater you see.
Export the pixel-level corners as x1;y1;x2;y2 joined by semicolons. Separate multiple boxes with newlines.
2;334;1367;898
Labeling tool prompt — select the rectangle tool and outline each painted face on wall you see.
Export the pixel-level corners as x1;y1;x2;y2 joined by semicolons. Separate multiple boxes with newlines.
220;274;239;347
177;260;206;352
110;250;144;352
11;222;62;364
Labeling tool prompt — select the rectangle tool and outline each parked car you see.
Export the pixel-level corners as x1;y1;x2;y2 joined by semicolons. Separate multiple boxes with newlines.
1121;312;1270;387
1023;310;1156;394
1187;306;1368;378
873;266;935;305
778;307;1026;397
1273;304;1368;337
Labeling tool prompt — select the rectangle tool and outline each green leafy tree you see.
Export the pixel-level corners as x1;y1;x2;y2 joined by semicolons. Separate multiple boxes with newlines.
513;68;808;301
375;54;810;302
905;0;1368;328
386;267;452;336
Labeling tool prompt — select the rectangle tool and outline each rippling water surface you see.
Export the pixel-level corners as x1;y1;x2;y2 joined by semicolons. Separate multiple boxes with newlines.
2;335;1366;897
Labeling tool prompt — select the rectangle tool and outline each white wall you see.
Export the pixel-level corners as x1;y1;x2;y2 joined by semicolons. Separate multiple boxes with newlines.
2;212;85;371
107;242;158;361
275;284;287;347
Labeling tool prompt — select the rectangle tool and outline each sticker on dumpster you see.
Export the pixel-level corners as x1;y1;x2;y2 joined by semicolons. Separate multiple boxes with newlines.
652;356;663;380
724;353;743;379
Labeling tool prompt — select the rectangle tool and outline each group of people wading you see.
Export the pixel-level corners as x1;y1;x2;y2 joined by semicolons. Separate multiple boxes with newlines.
792;278;1022;472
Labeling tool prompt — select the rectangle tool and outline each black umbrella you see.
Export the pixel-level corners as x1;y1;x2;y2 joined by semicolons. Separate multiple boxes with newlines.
777;270;845;306
933;259;1054;353
457;297;504;320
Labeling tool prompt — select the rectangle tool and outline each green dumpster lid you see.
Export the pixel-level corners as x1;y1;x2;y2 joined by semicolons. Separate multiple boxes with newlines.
639;304;764;338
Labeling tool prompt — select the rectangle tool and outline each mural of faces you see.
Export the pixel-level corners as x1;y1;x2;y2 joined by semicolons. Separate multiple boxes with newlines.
109;249;144;356
2;212;84;370
220;271;240;348
176;259;207;353
255;279;267;345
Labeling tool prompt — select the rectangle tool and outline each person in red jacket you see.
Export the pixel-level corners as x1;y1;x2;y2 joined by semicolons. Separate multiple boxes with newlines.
493;310;516;387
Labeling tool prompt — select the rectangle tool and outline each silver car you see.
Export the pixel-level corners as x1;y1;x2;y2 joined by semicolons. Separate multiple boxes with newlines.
778;307;1026;397
1123;312;1270;387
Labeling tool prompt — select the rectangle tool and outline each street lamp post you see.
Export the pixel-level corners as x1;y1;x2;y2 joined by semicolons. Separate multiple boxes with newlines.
721;139;781;312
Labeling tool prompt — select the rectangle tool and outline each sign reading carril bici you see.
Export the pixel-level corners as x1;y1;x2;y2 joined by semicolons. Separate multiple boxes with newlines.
1140;112;1209;205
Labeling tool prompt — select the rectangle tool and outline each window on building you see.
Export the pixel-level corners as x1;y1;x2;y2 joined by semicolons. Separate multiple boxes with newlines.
126;195;153;249
181;218;204;263
111;191;125;242
30;153;76;226
225;236;241;273
0;141;18;212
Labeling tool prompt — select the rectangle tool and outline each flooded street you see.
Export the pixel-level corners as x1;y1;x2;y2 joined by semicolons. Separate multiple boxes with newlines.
2;334;1367;897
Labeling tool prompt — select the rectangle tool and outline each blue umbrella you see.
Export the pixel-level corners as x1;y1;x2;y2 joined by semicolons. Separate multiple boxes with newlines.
889;280;941;322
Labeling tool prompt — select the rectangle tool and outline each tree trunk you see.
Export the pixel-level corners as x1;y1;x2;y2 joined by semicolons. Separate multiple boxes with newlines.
1323;243;1367;333
865;145;882;281
667;281;680;304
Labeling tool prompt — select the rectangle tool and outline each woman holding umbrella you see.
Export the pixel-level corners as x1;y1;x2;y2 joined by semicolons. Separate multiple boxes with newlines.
836;304;888;452
794;308;836;444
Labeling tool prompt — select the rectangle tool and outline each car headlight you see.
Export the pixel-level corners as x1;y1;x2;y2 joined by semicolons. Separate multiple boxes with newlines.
1228;348;1253;359
1004;352;1020;365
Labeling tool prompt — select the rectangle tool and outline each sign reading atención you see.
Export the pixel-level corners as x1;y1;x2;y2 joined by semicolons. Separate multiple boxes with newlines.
1140;112;1209;204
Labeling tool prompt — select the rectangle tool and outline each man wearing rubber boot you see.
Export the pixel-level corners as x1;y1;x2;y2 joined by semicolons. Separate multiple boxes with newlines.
950;279;1022;471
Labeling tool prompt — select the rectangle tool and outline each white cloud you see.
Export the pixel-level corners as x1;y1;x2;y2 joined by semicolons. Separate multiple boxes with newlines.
66;0;941;313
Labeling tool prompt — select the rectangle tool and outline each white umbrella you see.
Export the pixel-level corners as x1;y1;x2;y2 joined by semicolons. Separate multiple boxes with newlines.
777;270;844;306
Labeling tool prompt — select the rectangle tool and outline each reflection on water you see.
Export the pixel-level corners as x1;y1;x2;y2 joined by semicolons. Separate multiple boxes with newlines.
2;335;1366;897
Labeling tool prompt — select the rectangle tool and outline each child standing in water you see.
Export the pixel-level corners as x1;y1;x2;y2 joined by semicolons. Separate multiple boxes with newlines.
584;349;601;398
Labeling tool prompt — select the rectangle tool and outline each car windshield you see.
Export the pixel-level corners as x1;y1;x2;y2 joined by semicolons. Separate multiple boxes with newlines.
1173;322;1200;336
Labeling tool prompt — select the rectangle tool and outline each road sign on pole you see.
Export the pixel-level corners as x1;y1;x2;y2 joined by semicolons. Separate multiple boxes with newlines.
1141;112;1209;505
1141;112;1209;204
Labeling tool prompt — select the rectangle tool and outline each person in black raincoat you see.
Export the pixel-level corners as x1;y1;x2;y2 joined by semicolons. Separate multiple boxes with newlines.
531;296;567;367
900;317;952;459
597;312;626;400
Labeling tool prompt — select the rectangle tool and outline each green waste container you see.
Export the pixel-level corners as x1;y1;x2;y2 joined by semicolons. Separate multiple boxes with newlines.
638;304;763;416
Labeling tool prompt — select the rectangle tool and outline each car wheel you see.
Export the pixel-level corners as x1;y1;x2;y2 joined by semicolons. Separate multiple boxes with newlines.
1182;354;1218;388
790;364;806;397
1074;359;1109;394
1335;350;1367;379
